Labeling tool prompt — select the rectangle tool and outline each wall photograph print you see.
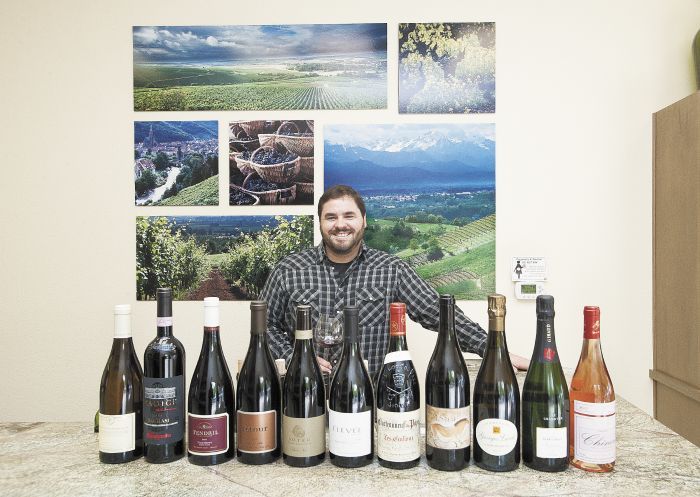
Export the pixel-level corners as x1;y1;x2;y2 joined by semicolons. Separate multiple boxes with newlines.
133;24;387;111
230;120;314;206
399;22;495;114
324;124;495;300
135;121;218;206
136;216;313;301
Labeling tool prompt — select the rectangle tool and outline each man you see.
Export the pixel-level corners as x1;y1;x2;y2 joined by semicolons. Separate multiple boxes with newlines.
260;185;528;375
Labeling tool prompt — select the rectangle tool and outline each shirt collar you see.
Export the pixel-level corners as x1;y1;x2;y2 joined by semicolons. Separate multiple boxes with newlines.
316;241;368;264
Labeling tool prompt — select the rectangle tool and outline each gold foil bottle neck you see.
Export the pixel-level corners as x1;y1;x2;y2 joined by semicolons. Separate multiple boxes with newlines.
488;294;506;332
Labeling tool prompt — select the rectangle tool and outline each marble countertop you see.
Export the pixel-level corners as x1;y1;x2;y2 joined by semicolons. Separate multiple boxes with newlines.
2;366;699;497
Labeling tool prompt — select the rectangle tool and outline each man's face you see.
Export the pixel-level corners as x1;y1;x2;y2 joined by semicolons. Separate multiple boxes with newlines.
319;196;367;261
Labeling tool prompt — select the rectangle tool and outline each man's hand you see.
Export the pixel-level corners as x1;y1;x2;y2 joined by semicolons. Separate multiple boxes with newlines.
317;356;332;374
510;352;530;372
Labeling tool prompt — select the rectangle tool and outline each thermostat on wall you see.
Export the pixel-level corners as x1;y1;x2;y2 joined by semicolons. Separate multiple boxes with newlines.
515;281;545;300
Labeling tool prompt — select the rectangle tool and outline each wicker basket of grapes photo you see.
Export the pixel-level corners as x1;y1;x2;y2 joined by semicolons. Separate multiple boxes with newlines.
229;127;259;153
273;121;314;157
230;151;255;175
249;145;301;184
235;120;266;139
299;156;314;181
295;181;314;202
229;184;261;206
241;172;296;205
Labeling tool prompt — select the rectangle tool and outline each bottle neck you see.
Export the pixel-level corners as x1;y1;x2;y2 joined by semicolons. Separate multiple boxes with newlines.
111;336;135;356
157;325;173;338
533;315;558;362
438;301;457;346
202;326;222;350
486;321;508;352
388;334;408;352
578;337;604;363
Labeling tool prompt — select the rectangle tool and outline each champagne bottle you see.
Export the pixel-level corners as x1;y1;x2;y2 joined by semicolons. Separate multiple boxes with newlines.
522;295;569;471
473;294;520;471
143;288;186;463
236;301;281;464
570;306;615;472
328;306;375;468
376;302;420;469
282;305;326;467
425;294;470;471
99;305;143;463
187;297;235;465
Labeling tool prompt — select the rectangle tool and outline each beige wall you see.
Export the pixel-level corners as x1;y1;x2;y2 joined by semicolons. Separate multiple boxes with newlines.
1;0;698;421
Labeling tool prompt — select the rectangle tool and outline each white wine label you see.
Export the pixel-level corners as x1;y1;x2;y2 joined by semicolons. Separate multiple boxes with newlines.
328;409;372;457
282;414;326;457
188;413;229;456
426;405;470;449
574;400;615;416
535;427;567;458
383;351;412;364
475;418;518;456
376;409;420;462
99;412;135;453
574;409;616;464
295;329;312;340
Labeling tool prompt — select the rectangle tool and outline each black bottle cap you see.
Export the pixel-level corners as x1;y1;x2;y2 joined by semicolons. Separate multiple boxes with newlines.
344;306;358;339
296;305;311;331
440;294;455;305
250;300;267;335
156;288;172;318
536;295;555;317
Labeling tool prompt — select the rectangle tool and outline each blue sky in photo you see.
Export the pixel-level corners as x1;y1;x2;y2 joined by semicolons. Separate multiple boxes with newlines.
133;24;387;64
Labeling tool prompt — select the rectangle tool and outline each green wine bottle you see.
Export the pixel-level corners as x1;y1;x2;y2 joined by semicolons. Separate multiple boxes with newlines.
522;295;569;471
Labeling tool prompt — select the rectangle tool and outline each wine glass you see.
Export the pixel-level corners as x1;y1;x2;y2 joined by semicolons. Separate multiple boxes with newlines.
313;312;343;400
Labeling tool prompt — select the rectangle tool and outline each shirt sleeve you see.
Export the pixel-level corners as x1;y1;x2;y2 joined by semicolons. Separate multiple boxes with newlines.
396;261;487;356
259;265;294;363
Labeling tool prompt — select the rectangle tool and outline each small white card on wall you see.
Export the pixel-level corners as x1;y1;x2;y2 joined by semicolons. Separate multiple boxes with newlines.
511;257;546;281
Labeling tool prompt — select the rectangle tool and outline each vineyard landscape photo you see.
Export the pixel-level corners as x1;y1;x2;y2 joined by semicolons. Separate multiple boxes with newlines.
324;123;495;300
132;24;387;111
136;216;313;301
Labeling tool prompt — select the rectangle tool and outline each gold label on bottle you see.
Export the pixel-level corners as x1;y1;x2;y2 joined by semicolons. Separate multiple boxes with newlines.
426;405;470;449
237;410;277;453
282;414;325;457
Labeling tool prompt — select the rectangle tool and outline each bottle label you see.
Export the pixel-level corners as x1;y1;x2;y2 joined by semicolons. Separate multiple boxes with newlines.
535;427;567;458
475;418;518;456
426;405;470;449
328;409;372;457
295;329;312;340
156;317;173;327
188;413;229;455
99;412;135;453
383;351;412;364
143;375;184;446
574;401;616;464
376;409;420;462
282;414;325;457
237;410;277;453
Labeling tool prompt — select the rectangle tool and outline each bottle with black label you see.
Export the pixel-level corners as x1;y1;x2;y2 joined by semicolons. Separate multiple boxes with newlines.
187;297;235;465
328;306;374;467
522;295;569;472
99;305;143;463
143;288;185;463
376;302;421;469
425;294;470;471
282;305;326;467
473;294;520;471
236;301;281;464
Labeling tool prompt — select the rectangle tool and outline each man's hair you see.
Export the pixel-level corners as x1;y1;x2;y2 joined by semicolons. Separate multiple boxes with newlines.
318;185;366;218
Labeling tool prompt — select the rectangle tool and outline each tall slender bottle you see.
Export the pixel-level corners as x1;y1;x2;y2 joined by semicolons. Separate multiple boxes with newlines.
99;305;143;463
143;288;186;463
328;306;375;468
376;302;420;469
522;295;569;472
425;294;470;471
236;301;281;464
473;294;520;471
187;297;235;465
570;306;615;472
282;305;326;467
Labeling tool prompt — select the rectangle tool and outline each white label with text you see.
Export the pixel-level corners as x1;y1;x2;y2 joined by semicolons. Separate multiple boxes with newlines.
574;401;616;464
475;418;518;456
328;409;372;457
376;409;420;462
536;427;567;458
99;412;135;453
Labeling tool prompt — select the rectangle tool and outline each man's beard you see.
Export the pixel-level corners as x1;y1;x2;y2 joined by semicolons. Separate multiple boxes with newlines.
322;224;365;256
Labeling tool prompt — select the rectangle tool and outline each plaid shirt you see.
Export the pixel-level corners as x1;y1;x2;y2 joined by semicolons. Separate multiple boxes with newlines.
259;242;488;376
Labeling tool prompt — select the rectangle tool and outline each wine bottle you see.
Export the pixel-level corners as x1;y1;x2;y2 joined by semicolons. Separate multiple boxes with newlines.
473;294;520;471
570;306;615;472
99;305;143;464
187;297;235;465
236;301;281;464
376;302;420;469
282;305;326;467
143;288;186;463
522;295;569;472
328;306;375;468
425;294;470;471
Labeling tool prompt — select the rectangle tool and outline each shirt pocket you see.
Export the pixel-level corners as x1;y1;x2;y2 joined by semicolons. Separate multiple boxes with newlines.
288;288;320;330
357;286;387;329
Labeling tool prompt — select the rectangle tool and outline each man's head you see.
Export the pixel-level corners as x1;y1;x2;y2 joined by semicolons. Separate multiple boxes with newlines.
318;185;367;263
